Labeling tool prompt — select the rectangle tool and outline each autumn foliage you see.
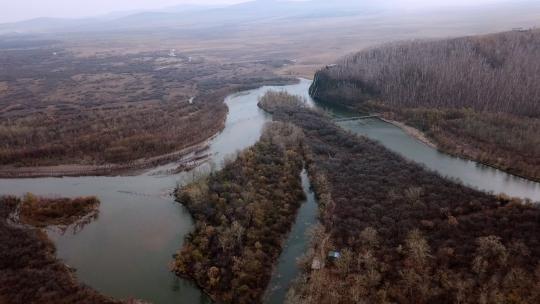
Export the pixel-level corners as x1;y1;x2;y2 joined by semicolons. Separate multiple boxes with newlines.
19;193;100;227
174;122;305;303
0;196;122;304
0;46;292;169
310;29;540;180
263;93;540;304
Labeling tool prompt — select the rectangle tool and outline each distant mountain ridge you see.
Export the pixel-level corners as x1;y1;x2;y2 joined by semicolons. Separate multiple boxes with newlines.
0;0;382;34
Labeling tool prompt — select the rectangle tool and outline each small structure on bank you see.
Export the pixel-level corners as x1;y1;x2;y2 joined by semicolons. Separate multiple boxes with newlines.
311;251;341;270
327;251;341;262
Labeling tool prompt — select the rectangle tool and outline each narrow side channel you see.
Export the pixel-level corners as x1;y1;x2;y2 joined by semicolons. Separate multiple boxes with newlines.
264;168;319;304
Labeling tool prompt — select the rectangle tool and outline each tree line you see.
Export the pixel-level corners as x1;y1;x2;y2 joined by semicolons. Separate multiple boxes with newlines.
311;29;540;116
309;29;540;181
174;121;306;303
262;92;540;304
0;46;293;168
0;195;145;304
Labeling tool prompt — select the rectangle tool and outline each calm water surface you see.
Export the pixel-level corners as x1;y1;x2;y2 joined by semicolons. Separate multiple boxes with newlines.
0;82;305;304
1;78;539;303
264;169;318;304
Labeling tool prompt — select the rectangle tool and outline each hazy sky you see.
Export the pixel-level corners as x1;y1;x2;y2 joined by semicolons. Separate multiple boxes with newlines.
1;0;246;23
1;0;510;23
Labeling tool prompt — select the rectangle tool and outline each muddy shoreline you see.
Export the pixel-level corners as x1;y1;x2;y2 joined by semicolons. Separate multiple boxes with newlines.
0;78;299;179
378;117;438;149
0;140;213;179
377;116;540;184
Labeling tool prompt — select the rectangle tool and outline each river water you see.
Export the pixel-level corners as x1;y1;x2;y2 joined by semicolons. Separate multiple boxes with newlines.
264;169;318;304
0;82;298;304
1;78;539;304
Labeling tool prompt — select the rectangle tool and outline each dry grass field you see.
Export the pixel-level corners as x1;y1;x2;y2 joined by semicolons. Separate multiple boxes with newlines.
0;43;292;174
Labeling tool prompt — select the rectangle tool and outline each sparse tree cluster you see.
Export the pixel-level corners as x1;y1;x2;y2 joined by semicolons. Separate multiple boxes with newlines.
0;46;292;169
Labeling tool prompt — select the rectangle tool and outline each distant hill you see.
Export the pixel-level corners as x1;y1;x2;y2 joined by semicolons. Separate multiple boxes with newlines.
0;0;382;34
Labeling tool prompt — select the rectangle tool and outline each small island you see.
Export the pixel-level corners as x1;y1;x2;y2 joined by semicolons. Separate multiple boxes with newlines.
174;122;305;303
0;194;139;304
19;193;100;227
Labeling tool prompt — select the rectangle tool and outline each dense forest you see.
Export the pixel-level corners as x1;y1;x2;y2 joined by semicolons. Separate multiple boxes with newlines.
0;195;140;304
174;122;306;303
309;29;540;180
260;92;540;304
382;107;540;180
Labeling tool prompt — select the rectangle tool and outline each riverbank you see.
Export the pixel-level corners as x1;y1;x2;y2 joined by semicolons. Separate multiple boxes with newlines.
0;195;138;304
378;117;437;149
264;92;540;304
383;108;540;183
263;168;319;304
0;79;312;304
0;77;300;179
0;40;300;170
174;122;306;304
334;107;540;186
0;140;212;178
378;115;540;183
308;29;540;183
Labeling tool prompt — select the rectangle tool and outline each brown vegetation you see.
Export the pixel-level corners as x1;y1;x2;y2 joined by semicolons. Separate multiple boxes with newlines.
19;193;100;227
0;44;292;172
0;195;126;304
3;4;540;175
262;93;540;304
310;29;540;180
174;122;305;303
384;107;540;181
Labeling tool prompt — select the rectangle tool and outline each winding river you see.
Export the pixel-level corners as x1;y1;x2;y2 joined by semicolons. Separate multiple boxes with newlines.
1;78;540;303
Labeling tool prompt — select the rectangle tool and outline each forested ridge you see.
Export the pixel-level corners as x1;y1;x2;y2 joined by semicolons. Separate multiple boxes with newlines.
0;195;138;304
310;29;540;180
260;92;540;304
174;122;305;303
